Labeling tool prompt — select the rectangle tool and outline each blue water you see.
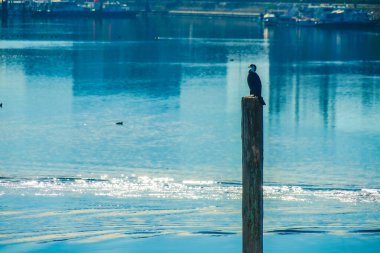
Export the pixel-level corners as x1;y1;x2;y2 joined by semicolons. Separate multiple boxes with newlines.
0;17;379;252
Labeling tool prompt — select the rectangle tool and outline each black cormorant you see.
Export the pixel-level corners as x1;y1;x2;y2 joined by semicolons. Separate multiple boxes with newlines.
247;64;266;105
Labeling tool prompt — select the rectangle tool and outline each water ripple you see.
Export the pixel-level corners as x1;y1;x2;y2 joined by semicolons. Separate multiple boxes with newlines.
0;175;379;203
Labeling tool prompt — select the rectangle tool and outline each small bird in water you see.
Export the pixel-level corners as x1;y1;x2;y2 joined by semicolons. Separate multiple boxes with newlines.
247;64;266;105
0;102;2;108
116;121;123;125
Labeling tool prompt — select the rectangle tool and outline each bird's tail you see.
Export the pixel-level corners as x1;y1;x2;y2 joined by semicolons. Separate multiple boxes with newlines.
259;96;266;106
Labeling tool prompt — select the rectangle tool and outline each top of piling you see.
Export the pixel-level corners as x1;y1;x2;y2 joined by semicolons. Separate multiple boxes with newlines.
242;96;260;100
242;96;262;106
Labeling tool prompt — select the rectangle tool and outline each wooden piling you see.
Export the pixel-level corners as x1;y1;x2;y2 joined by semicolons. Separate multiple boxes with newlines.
242;96;263;253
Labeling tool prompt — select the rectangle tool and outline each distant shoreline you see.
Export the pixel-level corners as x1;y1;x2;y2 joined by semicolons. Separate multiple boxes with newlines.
2;1;380;20
139;1;380;19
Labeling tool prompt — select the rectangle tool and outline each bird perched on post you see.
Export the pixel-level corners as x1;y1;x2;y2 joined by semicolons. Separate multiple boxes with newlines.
247;64;266;105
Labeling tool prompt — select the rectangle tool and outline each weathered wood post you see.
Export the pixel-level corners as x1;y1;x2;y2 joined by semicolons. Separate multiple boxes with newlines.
242;96;263;253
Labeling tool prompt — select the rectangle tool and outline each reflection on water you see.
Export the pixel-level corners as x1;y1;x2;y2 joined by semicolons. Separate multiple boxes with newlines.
0;17;380;248
267;27;380;125
72;41;183;98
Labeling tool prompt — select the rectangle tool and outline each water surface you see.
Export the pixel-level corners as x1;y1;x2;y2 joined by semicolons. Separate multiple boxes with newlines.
0;16;380;252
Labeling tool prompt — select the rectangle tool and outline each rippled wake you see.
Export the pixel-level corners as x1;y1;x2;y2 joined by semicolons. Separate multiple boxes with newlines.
2;174;379;245
1;175;379;203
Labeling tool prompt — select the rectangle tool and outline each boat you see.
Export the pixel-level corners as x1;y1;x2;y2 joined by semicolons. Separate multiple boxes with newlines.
263;13;277;26
263;13;298;27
